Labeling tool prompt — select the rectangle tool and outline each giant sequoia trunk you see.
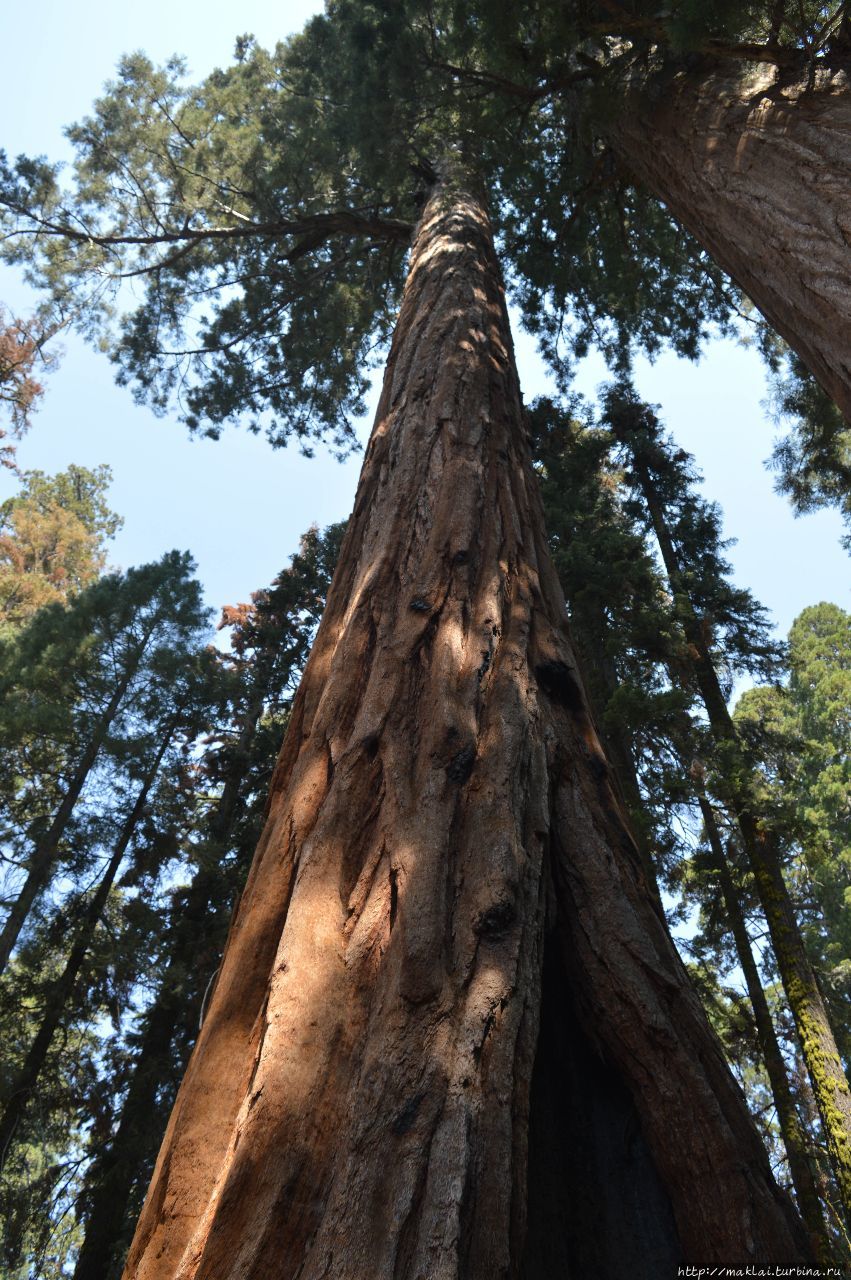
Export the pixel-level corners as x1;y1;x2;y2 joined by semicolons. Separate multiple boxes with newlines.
610;58;851;421
124;170;810;1278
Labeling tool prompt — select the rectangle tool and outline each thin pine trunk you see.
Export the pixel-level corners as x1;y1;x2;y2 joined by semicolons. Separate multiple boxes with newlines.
75;697;267;1280
73;867;224;1280
698;794;834;1262
632;450;851;1216
0;718;175;1166
0;625;157;977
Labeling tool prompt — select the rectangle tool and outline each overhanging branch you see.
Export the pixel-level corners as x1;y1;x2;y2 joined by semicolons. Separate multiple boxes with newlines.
1;203;414;263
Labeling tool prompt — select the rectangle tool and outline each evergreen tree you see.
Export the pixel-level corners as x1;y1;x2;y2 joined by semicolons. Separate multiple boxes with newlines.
0;464;121;633
0;308;55;468
532;395;835;1257
0;551;209;976
0;652;215;1169
736;604;851;1064
0;5;848;448
0;555;214;1273
72;523;343;1280
604;386;851;1219
693;791;835;1259
116;165;808;1274
529;397;694;885
768;352;851;547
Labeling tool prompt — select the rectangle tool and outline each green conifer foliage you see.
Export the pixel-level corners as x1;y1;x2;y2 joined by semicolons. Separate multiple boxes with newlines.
769;354;851;545
736;604;851;1063
0;551;210;973
602;386;851;1219
0;4;846;461
71;523;343;1280
0;553;213;1271
0;465;122;633
532;391;846;1256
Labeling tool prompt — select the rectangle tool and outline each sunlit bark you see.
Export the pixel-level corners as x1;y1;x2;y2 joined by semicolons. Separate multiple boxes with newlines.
125;167;810;1278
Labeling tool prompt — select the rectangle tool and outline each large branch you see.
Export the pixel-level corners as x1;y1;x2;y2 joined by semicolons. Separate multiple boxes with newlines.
2;201;413;263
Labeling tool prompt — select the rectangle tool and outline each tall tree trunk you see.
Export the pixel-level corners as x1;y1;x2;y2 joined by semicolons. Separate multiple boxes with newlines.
73;865;227;1280
609;58;851;421
0;717;176;1167
698;794;833;1263
626;439;851;1217
75;698;268;1280
0;626;155;977
124;168;810;1279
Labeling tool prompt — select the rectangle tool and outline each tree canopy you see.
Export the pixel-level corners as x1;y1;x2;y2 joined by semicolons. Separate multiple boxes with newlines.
2;2;847;468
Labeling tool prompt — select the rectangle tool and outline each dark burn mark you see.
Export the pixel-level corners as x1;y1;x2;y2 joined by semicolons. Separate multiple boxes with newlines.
477;650;492;682
535;660;584;714
392;1091;426;1136
389;867;398;932
475;900;516;938
446;744;476;784
453;549;469;564
586;750;609;782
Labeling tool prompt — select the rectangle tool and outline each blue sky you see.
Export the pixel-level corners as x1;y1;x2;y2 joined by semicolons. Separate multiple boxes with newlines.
1;0;847;639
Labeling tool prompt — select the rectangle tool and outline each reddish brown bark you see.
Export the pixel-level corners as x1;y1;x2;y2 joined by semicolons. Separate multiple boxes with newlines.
124;171;810;1278
609;59;851;421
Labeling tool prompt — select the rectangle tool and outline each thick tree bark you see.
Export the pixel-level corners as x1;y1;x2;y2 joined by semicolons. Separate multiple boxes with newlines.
609;58;851;421
125;171;809;1278
0;718;175;1168
625;438;851;1218
698;795;833;1263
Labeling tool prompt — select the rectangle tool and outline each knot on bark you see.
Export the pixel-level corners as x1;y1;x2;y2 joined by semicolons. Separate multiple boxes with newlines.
446;743;476;784
474;899;516;939
535;659;584;714
391;1091;426;1135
